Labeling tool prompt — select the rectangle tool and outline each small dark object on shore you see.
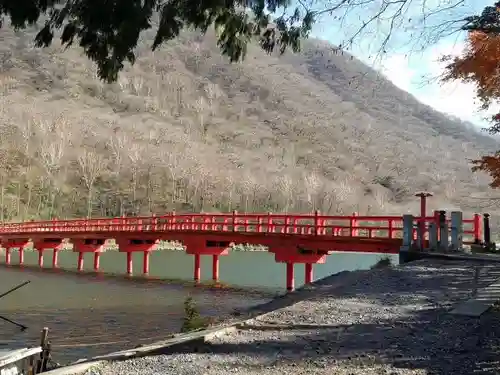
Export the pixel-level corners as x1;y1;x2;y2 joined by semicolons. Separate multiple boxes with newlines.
371;256;392;269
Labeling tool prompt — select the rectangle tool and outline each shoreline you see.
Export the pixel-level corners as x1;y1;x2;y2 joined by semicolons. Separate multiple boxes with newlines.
59;257;500;375
0;263;278;298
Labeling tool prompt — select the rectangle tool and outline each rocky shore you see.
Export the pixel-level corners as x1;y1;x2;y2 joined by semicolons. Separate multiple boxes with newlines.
79;258;500;375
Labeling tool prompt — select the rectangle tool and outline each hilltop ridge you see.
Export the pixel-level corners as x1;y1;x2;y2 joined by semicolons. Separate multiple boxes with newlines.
0;25;497;222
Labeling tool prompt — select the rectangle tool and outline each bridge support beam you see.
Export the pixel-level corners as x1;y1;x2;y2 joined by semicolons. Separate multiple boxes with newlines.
33;240;65;269
184;238;231;284
270;244;327;291
2;240;30;266
116;239;159;276
71;239;106;272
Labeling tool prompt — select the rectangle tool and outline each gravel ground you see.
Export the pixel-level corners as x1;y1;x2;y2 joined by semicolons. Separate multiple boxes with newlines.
82;259;500;375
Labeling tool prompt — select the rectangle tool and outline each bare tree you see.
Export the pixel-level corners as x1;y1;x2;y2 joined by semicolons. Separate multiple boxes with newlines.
127;142;144;211
276;175;295;212
37;116;69;218
77;148;105;218
193;96;210;140
303;171;322;211
372;185;389;211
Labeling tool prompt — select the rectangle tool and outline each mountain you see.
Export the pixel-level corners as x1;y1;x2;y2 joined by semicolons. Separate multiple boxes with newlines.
0;24;498;226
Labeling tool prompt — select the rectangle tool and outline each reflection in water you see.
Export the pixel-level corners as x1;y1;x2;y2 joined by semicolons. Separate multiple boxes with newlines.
0;250;397;363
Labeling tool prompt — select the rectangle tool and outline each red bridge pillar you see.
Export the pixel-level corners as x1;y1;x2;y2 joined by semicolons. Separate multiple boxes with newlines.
33;240;65;269
93;252;101;271
194;254;201;282
71;239;106;272
184;238;231;284
38;250;44;267
212;255;220;282
116;239;159;276
3;240;30;266
19;247;25;265
286;262;295;292
143;251;151;275
52;250;59;268
305;263;313;284
33;238;63;268
126;252;133;275
5;248;10;265
77;252;84;271
269;241;328;292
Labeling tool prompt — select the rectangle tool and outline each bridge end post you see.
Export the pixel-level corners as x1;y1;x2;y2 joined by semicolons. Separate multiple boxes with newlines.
399;214;413;264
450;211;463;252
473;213;482;244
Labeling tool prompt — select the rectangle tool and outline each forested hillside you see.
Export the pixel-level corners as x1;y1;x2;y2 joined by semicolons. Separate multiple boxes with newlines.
0;25;497;221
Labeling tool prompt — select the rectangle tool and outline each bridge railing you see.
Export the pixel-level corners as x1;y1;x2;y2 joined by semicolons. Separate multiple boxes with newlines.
0;212;481;244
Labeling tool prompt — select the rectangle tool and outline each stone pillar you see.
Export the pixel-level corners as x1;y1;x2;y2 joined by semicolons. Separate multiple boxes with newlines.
438;210;448;252
428;222;438;251
450;211;463;252
399;215;413;264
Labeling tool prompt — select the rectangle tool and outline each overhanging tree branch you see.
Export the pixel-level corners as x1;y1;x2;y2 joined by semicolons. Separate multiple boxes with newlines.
0;0;481;82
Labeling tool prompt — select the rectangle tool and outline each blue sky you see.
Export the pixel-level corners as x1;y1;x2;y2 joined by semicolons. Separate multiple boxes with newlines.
309;0;498;128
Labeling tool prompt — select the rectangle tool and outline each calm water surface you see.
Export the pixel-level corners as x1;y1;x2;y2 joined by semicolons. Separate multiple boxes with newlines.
0;250;398;364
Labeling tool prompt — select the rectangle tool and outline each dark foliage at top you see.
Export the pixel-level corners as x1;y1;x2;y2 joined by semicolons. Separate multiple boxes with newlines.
0;0;314;82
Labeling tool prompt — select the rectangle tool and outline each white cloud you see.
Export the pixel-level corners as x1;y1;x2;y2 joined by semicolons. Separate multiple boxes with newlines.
378;40;500;127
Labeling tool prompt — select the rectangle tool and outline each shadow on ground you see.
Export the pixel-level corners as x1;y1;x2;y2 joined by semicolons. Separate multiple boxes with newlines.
160;260;500;375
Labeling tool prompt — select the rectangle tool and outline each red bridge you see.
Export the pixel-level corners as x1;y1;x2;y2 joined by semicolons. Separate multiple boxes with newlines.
0;205;483;291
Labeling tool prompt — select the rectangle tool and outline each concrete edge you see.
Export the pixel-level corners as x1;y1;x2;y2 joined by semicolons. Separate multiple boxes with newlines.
42;317;255;374
41;360;106;375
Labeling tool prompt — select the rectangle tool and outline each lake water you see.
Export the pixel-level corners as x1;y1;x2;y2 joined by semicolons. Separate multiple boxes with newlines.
0;250;398;364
